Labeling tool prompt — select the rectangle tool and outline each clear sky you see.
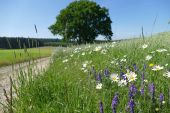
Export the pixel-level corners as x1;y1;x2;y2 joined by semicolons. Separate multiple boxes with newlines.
0;0;170;39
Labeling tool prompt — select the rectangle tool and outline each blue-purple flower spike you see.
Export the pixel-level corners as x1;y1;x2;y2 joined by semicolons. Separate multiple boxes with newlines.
104;68;110;77
128;99;135;113
160;93;164;104
129;84;137;99
140;87;144;95
99;101;104;113
133;63;138;72
149;83;155;102
112;93;119;113
96;72;102;82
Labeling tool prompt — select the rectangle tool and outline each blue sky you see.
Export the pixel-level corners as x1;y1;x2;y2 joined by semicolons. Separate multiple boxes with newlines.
0;0;170;39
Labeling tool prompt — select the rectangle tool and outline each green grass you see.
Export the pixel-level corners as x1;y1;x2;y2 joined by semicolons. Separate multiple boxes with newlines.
5;32;170;113
0;47;53;67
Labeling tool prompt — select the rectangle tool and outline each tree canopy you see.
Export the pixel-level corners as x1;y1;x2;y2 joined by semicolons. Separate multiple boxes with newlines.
49;0;113;44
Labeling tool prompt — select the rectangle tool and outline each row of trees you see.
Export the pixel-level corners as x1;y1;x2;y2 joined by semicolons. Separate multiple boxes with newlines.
0;37;59;49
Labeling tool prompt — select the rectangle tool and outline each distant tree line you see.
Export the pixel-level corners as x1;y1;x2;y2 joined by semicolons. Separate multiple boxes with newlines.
0;37;60;49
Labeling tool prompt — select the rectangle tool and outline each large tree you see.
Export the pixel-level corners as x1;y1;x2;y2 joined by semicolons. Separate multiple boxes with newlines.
49;0;113;44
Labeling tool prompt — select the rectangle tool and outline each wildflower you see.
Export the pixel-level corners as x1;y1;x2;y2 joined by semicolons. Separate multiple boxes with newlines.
145;55;152;61
155;108;159;111
112;93;119;113
133;63;138;72
70;54;74;57
81;52;85;56
140;87;144;95
118;79;127;87
120;58;126;62
94;46;102;51
156;49;167;52
123;55;127;57
151;51;155;54
159;93;164;104
62;59;68;63
149;63;154;67
142;44;148;49
143;63;147;70
96;83;102;89
125;71;137;82
162;101;166;104
74;47;81;53
144;79;148;83
129;84;137;98
99;101;104;113
111;61;115;64
128;99;135;113
110;73;119;82
163;71;170;78
152;65;164;71
96;73;102;82
104;68;110;77
84;69;88;73
82;63;87;68
149;83;155;102
101;49;107;54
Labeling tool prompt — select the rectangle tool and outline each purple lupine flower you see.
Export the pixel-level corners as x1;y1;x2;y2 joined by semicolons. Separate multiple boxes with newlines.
140;87;144;95
120;72;126;80
128;99;135;113
160;93;164;103
133;63;138;72
149;83;155;95
96;72;102;82
104;68;110;77
112;93;119;113
129;84;137;99
143;63;147;70
99;101;104;113
149;83;155;102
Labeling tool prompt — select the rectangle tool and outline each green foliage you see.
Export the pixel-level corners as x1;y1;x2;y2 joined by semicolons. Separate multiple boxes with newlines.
49;0;113;44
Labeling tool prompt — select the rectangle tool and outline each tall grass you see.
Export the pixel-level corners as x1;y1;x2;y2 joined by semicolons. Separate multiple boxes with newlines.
4;32;170;112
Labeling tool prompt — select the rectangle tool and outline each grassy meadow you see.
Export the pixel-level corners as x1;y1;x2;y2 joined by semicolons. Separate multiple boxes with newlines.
4;32;170;113
0;47;53;67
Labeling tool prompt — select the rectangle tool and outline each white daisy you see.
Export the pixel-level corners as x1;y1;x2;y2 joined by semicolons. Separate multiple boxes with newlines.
62;59;68;63
118;79;127;87
82;52;85;56
156;49;167;52
152;65;164;71
142;44;148;49
125;71;137;82
96;83;102;89
110;73;119;82
163;71;170;78
145;55;152;61
101;49;107;54
94;46;102;51
120;58;126;62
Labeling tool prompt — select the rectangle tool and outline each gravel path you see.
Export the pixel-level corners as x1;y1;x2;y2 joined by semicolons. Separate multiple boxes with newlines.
0;57;52;112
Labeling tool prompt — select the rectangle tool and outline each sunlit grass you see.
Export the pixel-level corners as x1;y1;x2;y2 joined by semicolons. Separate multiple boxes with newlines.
0;47;53;67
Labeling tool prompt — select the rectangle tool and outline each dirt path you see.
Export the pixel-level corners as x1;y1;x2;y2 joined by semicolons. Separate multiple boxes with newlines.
0;57;52;112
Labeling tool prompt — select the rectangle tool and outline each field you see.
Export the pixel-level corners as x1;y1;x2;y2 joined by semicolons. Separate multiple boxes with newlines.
3;32;170;113
0;47;53;67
